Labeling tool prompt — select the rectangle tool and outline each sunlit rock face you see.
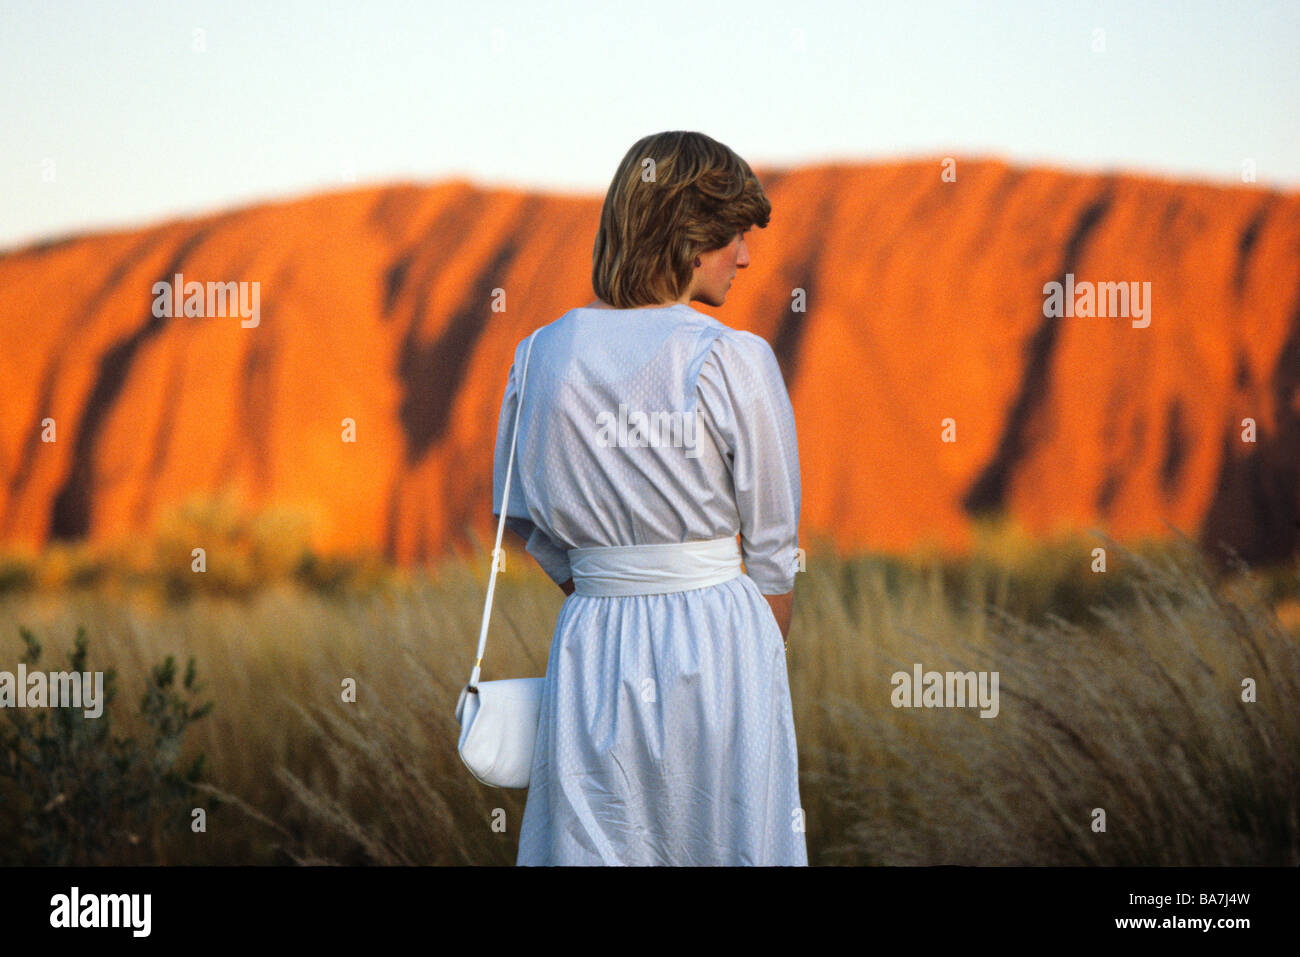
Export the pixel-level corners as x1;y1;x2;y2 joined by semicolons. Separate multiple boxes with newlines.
1;161;1296;565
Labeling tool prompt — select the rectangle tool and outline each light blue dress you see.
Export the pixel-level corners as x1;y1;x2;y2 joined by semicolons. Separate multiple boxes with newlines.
491;303;806;866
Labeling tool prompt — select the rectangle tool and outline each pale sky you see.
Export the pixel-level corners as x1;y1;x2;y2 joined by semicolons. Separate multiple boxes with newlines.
1;0;1297;251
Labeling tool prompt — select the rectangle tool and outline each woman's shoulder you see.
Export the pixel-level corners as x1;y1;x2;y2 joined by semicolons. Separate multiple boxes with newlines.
690;322;787;408
515;306;776;371
536;303;729;345
697;321;780;372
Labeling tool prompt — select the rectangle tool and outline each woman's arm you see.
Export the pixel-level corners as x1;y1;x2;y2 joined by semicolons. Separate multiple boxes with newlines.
493;341;575;591
695;332;802;646
763;589;794;642
506;525;575;596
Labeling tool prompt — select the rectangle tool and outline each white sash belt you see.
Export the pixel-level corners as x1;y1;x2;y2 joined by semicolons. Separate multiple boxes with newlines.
567;536;743;596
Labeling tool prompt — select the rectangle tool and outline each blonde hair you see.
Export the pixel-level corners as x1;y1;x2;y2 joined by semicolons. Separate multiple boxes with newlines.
591;131;772;308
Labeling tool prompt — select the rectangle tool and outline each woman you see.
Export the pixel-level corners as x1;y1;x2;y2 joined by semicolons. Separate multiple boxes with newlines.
492;130;804;865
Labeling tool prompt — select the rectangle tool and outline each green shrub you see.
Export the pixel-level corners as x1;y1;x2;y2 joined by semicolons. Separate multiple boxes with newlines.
0;625;214;864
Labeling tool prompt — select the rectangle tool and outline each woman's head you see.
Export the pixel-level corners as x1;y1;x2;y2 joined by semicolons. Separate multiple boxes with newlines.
591;131;771;309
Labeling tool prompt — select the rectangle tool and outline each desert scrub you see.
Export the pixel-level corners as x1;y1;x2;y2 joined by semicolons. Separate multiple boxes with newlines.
0;624;214;864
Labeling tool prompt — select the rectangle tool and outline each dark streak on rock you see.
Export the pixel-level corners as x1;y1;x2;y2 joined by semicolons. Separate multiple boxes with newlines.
393;196;538;467
0;231;166;539
1200;283;1300;562
1234;199;1271;295
384;253;412;316
243;298;280;492
382;193;488;322
770;274;812;386
1159;196;1182;233
765;189;840;384
382;473;403;562
208;264;286;494
1160;399;1188;495
2;233;81;260
129;342;189;530
369;184;427;242
48;227;215;541
1096;470;1121;511
962;182;1115;514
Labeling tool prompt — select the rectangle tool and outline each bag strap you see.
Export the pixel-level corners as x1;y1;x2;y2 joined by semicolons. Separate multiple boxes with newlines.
468;329;540;692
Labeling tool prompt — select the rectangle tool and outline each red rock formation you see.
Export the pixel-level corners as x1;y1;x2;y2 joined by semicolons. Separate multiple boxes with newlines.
0;160;1296;565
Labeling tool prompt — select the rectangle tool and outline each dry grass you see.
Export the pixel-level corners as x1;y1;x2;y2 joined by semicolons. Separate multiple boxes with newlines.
798;528;1299;865
0;511;1296;866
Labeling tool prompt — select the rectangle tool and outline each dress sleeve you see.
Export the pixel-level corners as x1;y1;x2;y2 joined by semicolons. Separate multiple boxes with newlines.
491;352;573;586
694;330;801;594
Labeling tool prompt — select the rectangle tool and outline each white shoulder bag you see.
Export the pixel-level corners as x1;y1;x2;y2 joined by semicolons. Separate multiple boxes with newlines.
454;329;545;789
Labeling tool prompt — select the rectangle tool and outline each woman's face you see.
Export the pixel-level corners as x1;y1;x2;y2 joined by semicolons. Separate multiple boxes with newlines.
691;229;750;307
